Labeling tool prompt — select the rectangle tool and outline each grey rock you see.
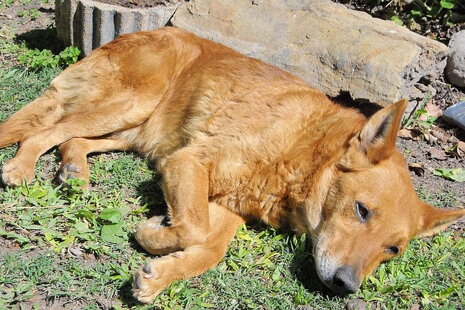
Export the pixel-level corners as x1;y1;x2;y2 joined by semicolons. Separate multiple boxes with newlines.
55;0;181;55
171;0;448;106
443;101;465;131
446;30;465;88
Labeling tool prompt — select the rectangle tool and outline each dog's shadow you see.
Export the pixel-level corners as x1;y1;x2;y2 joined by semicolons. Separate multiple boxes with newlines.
287;236;336;298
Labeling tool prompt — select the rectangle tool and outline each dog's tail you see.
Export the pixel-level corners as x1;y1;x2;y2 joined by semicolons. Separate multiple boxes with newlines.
0;88;63;148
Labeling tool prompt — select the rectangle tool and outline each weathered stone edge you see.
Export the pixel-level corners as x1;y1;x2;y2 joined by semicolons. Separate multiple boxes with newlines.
55;0;180;55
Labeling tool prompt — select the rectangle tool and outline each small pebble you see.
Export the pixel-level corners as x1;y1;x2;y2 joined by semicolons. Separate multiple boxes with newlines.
69;247;83;257
346;298;367;310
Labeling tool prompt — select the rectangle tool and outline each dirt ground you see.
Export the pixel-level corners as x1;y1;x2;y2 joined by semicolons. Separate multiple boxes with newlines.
0;0;54;37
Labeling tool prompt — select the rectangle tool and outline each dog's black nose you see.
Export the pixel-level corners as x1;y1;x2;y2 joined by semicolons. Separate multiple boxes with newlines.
331;266;359;295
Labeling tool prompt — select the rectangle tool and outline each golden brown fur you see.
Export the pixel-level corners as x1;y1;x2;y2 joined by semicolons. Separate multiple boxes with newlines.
1;27;464;303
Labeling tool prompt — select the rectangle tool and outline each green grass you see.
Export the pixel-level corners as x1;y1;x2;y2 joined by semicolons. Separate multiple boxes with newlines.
1;39;464;310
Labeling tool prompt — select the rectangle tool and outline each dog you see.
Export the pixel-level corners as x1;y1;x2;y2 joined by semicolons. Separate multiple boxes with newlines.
0;27;464;303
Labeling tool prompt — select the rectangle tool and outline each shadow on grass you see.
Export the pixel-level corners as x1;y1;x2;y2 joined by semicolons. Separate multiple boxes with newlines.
118;279;143;308
288;238;337;298
15;27;65;54
136;173;168;218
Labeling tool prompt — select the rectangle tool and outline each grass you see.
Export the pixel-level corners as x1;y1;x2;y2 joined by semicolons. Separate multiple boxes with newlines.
1;33;464;310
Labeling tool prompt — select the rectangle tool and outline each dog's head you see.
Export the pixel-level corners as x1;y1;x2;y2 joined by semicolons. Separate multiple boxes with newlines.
311;100;465;295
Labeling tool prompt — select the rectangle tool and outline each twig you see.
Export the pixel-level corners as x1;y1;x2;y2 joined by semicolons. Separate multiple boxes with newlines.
401;92;432;129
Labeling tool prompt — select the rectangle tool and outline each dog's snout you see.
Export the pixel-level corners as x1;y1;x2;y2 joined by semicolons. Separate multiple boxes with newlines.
331;266;359;295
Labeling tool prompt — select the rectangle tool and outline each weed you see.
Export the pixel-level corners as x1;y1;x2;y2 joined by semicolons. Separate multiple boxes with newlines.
0;0;15;7
409;0;465;24
401;93;439;134
336;0;465;42
17;46;81;69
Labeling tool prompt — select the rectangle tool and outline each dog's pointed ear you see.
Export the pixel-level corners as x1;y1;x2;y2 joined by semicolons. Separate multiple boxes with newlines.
339;100;407;170
359;99;407;163
417;202;465;237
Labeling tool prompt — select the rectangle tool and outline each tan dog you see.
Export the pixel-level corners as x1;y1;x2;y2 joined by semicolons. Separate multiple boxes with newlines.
0;27;464;303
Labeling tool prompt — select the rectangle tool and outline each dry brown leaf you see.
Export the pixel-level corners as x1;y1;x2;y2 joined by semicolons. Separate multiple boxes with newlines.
429;129;448;144
409;162;425;176
398;128;414;139
398;128;421;140
423;131;434;144
429;148;448;160
458;141;465;156
425;101;443;117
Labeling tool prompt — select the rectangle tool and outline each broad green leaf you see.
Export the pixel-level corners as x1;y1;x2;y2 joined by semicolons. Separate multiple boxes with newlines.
433;168;465;182
77;209;95;221
100;223;125;244
74;221;90;233
440;0;455;9
391;15;403;26
99;208;122;223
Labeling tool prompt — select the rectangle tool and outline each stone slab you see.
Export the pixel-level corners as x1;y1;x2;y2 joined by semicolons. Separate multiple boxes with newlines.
443;101;465;131
171;0;448;105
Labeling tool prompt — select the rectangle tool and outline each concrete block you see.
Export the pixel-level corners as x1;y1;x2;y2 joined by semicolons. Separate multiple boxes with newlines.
55;0;181;55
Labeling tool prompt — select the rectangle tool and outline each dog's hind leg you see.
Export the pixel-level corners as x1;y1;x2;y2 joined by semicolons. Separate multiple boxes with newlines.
57;137;132;186
1;96;153;186
134;148;212;255
133;203;245;304
0;89;62;148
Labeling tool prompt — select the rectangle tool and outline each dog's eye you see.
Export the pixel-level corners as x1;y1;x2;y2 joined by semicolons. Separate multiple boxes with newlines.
355;201;370;222
386;246;399;255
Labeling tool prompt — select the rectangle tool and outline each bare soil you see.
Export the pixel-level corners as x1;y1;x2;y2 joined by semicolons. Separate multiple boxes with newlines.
0;1;55;37
397;137;464;207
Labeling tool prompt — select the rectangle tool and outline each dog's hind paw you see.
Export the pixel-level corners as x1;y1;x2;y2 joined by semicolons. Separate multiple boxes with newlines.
132;258;171;304
1;159;35;186
56;163;89;187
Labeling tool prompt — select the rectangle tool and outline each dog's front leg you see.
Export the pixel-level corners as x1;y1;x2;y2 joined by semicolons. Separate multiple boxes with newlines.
135;148;211;254
133;203;245;304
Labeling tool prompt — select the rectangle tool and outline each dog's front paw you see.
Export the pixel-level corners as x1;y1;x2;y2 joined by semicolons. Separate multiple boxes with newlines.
132;259;171;304
1;159;35;186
